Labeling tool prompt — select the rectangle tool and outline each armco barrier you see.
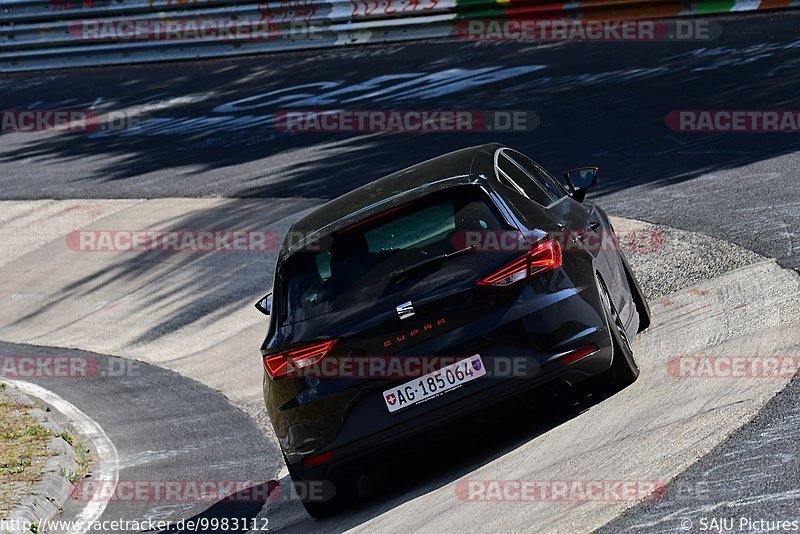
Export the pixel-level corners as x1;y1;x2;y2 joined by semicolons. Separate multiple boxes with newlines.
0;0;798;72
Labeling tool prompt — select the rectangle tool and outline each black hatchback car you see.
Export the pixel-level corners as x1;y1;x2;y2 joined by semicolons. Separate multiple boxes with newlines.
256;143;650;517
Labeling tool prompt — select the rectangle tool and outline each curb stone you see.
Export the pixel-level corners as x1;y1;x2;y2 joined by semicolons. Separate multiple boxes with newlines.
0;382;84;534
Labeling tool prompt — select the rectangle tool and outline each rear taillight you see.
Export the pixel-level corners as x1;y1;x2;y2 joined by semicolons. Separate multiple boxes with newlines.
558;343;600;365
303;450;334;468
263;339;338;380
477;238;562;287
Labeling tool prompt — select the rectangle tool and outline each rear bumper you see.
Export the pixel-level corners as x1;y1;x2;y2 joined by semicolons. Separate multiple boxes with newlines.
267;282;614;472
294;345;610;482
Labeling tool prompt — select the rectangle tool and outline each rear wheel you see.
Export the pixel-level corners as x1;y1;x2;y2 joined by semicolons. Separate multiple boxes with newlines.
622;260;651;332
596;275;639;390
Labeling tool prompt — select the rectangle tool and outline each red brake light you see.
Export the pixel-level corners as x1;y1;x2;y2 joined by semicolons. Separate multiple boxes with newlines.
559;343;600;365
477;238;562;287
263;339;338;379
303;450;334;468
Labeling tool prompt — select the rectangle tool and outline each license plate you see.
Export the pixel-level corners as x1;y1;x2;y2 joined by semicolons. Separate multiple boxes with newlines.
382;355;486;414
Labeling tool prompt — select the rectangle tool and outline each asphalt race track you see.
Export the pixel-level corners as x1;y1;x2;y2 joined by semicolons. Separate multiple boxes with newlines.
0;9;799;534
0;342;279;534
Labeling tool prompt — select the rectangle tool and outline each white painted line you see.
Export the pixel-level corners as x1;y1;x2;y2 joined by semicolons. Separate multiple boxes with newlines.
4;379;119;534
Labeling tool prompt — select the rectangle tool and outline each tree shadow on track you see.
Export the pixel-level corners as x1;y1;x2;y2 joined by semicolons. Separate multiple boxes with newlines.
1;198;311;347
1;13;800;201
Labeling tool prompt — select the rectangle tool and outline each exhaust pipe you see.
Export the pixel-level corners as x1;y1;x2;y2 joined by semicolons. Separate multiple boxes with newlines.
556;380;574;396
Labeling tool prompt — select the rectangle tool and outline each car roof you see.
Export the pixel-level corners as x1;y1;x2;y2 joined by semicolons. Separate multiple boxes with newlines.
283;143;505;257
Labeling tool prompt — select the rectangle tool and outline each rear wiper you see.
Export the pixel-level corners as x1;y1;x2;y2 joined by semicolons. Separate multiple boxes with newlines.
388;245;476;281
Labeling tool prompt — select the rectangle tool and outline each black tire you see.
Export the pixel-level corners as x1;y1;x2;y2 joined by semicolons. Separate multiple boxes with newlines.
596;274;639;389
621;256;651;333
284;455;359;519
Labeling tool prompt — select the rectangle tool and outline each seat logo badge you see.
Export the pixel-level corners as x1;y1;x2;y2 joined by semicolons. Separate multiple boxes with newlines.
396;301;415;320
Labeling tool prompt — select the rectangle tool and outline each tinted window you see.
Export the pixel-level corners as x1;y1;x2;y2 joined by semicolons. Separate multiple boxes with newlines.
365;202;456;254
280;188;509;324
496;152;553;207
506;151;568;202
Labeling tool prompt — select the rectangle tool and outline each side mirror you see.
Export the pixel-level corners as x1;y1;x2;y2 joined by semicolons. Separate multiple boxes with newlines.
562;167;598;203
255;293;272;315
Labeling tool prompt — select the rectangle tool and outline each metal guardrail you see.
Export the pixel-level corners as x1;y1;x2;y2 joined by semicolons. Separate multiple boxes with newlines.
1;0;798;72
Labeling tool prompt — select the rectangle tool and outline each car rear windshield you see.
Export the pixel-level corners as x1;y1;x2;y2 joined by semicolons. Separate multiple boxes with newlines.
279;187;511;324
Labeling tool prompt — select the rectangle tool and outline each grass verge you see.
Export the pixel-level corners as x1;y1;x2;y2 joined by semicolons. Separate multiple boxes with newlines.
0;390;52;519
0;385;92;520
